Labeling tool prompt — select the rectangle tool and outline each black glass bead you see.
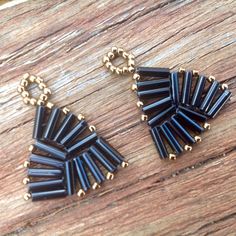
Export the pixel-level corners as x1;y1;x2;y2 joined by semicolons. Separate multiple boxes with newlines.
170;72;179;105
200;80;220;112
60;120;87;147
181;71;192;105
31;189;67;201
142;96;172;114
82;152;105;183
74;157;90;192
148;105;175;127
67;132;97;154
89;145;116;172
28;179;64;192
27;168;63;178
54;113;76;143
150;127;168;159
177;110;204;133
207;90;231;118
29;153;64;169
64;161;75;195
170;116;195;144
178;105;207;122
43;107;61;140
136;67;170;78
137;87;169;99
160;122;183;154
191;75;206;107
137;79;170;91
33;140;67;161
33;105;46;139
95;137;124;165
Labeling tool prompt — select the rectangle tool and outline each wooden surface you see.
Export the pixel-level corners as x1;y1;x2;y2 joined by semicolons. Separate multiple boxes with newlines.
0;0;236;235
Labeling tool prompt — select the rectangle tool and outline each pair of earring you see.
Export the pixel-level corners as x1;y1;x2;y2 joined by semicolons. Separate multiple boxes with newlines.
17;47;231;201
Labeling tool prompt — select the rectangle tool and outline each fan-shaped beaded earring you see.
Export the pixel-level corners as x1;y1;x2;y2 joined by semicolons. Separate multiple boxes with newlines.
17;73;128;201
103;47;231;160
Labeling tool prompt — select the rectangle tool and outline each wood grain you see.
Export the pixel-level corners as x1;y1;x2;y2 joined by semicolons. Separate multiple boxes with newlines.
0;0;236;235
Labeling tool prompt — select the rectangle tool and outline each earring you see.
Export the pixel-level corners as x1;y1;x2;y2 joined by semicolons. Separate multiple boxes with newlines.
17;73;128;201
103;47;231;160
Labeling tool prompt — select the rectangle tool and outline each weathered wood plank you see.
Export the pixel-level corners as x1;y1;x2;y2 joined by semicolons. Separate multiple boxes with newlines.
0;0;235;235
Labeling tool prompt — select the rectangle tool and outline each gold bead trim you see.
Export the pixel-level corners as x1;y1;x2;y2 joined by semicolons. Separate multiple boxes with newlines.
17;73;51;107
103;47;135;75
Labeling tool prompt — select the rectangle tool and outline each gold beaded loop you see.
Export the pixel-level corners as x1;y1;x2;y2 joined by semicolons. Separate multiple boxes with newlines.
17;73;51;106
103;47;135;75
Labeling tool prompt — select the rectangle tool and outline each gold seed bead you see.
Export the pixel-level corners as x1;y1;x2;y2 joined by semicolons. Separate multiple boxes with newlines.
184;145;192;151
39;94;48;101
179;68;185;73
133;73;140;80
46;102;54;109
23;97;30;104
169;154;176;160
37;100;45;106
92;182;101;190
131;84;137;91
122;52;129;59
36;76;43;83
105;61;112;69
43;88;52;95
23;73;30;80
118;48;124;55
204;122;211;130
39;82;46;90
192;70;199;77
20;79;28;87
121;161;129;168
29;75;36;82
103;56;110;64
30;98;37;106
23;160;30;168
108;52;115;59
115;68;123;75
128;66;135;73
21;91;29;98
208;76;215;83
128;60;135;67
23;177;30;185
141;114;148;121
194;136;202;143
128;54;135;60
137;101;144;108
17;85;25;93
29;144;34;152
23;193;31;201
111;46;118;54
110;65;116;73
77;189;86;197
221;83;228;90
106;172;114;180
78;114;85;120
89;125;96;132
122;67;129;74
62;107;70;115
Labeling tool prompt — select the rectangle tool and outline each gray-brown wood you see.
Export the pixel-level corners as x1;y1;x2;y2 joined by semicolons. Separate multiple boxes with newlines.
0;0;236;235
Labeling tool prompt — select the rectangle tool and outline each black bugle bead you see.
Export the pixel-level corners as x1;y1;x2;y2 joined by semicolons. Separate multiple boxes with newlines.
29;153;64;169
60;120;87;147
28;179;64;192
207;90;232;118
200;80;220;112
148;105;175;127
33;140;67;161
170;116;195;144
142;96;172;114
95;137;123;165
191;75;206;107
160;122;183;154
137;79;170;91
137;87;169;99
64;161;75;195
181;71;192;105
74;157;90;191
27;168;63;178
150;127;168;159
31;189;67;201
178;105;207;122
43;107;61;140
89;145;116;172
177;110;204;133
82;152;105;183
170;72;179;104
136;67;170;78
33;105;46;139
67;132;97;154
54;113;76;143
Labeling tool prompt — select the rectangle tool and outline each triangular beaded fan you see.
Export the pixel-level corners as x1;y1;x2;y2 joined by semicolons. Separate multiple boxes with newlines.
103;47;232;160
18;73;128;201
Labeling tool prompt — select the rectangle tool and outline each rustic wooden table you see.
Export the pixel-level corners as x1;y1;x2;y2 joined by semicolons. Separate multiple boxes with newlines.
0;0;236;235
